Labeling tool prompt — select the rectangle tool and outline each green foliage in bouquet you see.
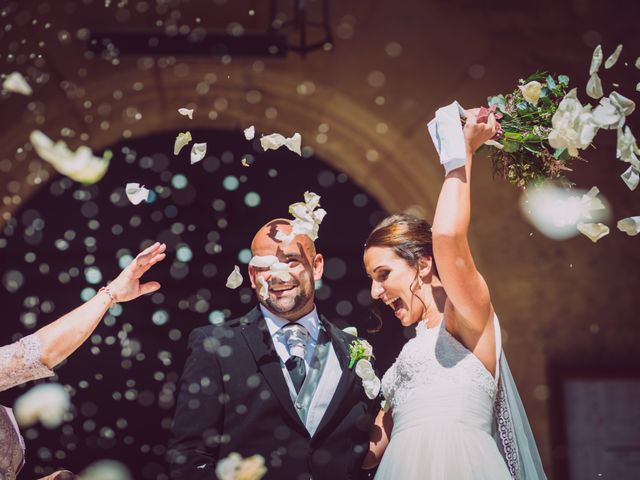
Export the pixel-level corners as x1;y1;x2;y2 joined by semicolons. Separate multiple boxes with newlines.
486;72;577;188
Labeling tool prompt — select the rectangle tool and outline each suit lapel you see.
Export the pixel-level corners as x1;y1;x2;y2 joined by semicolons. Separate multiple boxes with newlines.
312;317;358;439
240;307;307;433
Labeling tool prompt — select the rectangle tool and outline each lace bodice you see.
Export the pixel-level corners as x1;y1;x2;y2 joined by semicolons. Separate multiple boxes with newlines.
381;319;497;411
0;334;54;479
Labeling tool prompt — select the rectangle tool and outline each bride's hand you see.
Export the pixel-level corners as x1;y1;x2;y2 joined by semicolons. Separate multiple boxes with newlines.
107;242;167;303
463;107;498;155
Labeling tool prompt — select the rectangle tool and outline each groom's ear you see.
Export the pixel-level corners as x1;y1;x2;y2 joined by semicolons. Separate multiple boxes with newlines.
248;265;257;288
312;253;324;281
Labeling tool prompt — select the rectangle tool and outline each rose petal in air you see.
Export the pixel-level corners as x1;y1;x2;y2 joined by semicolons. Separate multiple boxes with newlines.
178;108;194;120
260;132;302;156
29;130;110;184
617;217;640;236
604;44;623;69
621;166;639;191
225;265;243;289
258;276;269;301
125;183;150;205
589;45;603;75
577;222;610;243
343;326;358;336
244;125;255;140
190;142;207;164
174;131;192;155
14;383;70;428
2;72;32;96
249;255;279;268
586;73;603;100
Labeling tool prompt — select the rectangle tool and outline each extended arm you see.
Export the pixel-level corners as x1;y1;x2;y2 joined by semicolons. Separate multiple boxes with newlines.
35;242;166;368
431;110;498;371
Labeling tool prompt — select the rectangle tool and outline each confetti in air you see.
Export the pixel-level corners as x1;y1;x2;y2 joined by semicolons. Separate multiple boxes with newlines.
226;265;243;289
260;132;302;156
276;191;327;244
191;142;207;164
178;108;194;120
215;452;267;480
2;71;32;96
244;125;255;140
125;183;150;205
174;131;192;155
14;383;71;429
29;130;111;184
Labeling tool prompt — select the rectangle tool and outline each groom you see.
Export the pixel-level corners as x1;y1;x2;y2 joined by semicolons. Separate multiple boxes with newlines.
167;219;377;479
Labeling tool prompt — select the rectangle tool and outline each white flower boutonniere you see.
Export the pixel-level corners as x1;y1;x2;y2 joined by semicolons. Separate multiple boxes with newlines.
348;338;380;400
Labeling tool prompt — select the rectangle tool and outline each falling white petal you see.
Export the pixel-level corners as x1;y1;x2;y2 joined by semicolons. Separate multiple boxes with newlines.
577;222;610;243
190;142;207;164
258;276;269;301
616;126;639;163
241;158;250;167
519;183;611;240
216;453;267;480
125;183;150;205
355;359;376;381
260;132;302;156
14;383;70;428
29;130;110;184
216;453;242;480
178;108;194;120
249;255;279;268
174;131;192;155
604;44;623;69
225;265;243;289
621;166;639;191
244;125;255;140
342;326;358;336
589;45;603;75
270;262;293;282
586;73;603;99
363;377;381;399
2;72;32;96
636;57;640;70
80;460;132;480
617;217;640;236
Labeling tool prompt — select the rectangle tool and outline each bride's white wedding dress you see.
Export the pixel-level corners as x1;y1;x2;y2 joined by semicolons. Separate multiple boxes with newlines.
375;315;512;479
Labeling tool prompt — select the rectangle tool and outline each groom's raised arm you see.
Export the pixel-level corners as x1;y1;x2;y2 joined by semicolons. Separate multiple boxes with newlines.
167;327;224;480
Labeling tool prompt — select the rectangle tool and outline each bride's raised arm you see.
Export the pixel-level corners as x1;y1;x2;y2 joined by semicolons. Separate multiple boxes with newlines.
431;109;498;367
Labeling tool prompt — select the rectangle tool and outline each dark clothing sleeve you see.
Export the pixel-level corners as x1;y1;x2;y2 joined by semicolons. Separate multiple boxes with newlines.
167;328;224;480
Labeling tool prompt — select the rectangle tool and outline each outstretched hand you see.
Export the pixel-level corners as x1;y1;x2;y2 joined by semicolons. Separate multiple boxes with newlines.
108;242;167;303
463;108;498;155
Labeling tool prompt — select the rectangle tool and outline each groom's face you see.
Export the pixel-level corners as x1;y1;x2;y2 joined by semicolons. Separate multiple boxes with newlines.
249;220;324;321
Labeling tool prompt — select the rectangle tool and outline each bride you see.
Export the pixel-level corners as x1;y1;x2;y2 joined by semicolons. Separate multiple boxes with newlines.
361;108;546;479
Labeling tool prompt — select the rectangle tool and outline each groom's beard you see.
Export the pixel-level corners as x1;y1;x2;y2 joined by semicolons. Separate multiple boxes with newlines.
265;284;313;317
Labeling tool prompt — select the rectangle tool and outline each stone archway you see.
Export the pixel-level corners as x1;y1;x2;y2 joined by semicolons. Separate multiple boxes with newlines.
1;59;444;228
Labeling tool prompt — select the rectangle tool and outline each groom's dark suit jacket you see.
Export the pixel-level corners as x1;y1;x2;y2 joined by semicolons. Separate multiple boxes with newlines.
167;306;377;480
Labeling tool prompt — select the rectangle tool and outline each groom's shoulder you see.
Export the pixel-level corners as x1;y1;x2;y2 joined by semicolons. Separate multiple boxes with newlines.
188;307;262;339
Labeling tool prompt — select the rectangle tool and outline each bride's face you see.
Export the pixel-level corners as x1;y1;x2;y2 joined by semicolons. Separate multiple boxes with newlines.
364;246;425;327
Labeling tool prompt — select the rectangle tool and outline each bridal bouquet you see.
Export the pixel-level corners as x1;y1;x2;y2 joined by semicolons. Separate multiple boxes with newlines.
483;45;637;187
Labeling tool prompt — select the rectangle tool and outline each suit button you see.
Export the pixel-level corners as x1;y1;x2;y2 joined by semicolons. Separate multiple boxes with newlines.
295;402;302;409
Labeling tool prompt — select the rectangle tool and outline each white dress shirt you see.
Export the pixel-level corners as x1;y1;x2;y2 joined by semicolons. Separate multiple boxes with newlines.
260;304;320;372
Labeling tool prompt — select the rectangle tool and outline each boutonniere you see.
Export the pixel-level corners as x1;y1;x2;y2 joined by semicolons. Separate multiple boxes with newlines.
347;337;380;400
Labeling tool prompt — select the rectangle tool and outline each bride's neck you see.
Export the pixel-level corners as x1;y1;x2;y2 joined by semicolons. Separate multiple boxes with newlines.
419;279;447;327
